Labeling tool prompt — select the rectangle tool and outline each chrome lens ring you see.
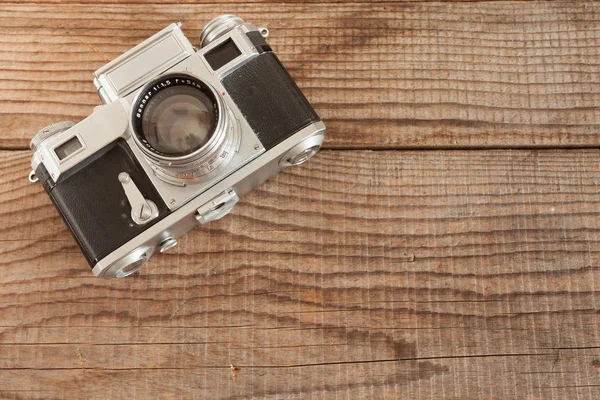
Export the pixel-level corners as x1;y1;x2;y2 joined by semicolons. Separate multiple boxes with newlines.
144;106;240;185
132;74;221;160
132;74;239;184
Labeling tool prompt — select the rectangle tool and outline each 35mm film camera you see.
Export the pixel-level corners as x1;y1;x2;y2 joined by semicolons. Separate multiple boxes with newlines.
29;15;325;278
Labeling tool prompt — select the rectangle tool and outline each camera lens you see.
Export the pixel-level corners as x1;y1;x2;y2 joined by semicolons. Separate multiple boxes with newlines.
133;75;219;158
132;74;239;185
141;86;215;156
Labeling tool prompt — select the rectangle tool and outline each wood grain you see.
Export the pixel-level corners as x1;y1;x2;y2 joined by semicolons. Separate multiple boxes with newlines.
2;149;600;398
3;1;600;398
1;2;600;149
0;0;508;3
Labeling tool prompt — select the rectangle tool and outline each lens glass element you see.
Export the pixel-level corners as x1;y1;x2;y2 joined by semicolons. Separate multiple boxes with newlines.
142;86;215;156
133;76;219;158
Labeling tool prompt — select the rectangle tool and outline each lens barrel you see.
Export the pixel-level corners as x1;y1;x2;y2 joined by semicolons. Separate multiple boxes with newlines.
131;74;239;185
135;81;218;158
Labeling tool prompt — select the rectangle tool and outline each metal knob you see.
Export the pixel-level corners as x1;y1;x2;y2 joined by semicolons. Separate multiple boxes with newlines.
159;237;178;253
111;248;151;278
288;146;320;165
93;246;155;278
30;121;74;152
200;14;245;47
280;134;324;167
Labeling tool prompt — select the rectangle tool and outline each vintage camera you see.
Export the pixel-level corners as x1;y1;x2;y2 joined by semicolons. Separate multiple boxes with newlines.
28;16;325;278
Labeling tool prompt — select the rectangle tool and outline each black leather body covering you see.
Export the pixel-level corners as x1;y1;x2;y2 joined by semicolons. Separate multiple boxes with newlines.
222;50;321;150
35;140;169;267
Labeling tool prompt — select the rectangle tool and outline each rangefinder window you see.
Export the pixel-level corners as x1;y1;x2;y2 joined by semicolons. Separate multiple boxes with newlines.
204;38;241;71
55;136;83;161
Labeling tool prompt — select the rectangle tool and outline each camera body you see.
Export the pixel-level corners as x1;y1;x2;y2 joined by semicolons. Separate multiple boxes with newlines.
29;16;325;278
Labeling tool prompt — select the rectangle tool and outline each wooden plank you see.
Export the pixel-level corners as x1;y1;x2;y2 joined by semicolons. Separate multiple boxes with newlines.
0;0;505;3
1;2;600;149
2;148;600;398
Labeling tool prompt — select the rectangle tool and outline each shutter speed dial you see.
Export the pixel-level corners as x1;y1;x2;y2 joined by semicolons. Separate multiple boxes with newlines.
30;121;75;152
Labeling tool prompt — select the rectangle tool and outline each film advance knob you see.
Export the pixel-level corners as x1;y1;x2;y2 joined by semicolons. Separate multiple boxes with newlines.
30;121;75;152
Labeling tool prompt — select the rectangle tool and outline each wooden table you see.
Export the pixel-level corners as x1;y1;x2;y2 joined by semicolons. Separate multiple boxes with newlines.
1;1;600;398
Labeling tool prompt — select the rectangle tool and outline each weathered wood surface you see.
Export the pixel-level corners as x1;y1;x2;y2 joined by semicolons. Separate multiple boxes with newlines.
0;0;510;3
3;0;600;398
1;1;600;149
2;149;600;398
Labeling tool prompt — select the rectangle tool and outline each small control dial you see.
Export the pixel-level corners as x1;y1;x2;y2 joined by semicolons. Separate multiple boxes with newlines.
30;121;74;152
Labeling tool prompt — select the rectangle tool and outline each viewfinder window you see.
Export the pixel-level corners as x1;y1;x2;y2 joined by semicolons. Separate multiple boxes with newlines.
205;39;241;71
55;136;83;161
